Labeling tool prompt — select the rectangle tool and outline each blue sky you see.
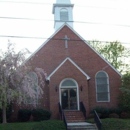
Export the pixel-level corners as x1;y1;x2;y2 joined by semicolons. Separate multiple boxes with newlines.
0;0;130;52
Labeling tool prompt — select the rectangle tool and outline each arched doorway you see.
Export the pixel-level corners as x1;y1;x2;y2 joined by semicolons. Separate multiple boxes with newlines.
60;78;79;110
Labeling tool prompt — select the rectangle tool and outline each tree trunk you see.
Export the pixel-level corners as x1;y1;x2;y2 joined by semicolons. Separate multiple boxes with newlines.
2;102;7;124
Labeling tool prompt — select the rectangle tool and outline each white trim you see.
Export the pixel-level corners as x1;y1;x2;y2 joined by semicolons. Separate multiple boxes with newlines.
61;86;77;89
59;78;79;110
46;57;90;80
52;4;74;14
24;24;67;64
25;23;121;77
65;24;121;77
95;71;110;102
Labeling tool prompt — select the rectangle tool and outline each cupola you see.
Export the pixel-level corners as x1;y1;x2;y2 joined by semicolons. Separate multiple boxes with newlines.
52;0;74;31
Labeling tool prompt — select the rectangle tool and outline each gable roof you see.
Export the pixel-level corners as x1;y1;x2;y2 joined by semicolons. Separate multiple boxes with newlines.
26;23;121;77
46;57;90;81
25;23;67;63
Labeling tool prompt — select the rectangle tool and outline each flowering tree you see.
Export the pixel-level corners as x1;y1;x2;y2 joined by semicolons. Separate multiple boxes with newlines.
0;43;47;123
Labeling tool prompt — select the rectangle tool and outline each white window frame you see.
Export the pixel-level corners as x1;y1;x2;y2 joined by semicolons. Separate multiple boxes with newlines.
95;71;110;102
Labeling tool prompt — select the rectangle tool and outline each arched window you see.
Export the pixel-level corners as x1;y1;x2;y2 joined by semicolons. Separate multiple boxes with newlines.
60;8;68;21
25;72;39;104
61;79;76;87
96;71;110;102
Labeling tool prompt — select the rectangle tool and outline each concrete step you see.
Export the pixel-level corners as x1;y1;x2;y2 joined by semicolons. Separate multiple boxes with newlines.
67;122;98;130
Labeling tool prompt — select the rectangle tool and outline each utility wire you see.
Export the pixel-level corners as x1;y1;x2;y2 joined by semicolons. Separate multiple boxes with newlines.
0;1;52;5
0;16;51;21
0;35;129;45
74;21;130;27
0;0;128;10
0;16;130;27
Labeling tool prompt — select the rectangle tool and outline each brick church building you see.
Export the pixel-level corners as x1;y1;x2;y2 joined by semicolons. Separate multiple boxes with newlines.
25;0;121;119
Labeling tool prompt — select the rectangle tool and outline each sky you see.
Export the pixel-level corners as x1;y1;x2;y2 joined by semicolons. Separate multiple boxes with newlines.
0;0;130;53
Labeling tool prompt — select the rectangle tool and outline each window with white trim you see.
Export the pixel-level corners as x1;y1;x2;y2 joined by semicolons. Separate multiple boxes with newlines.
96;71;110;102
61;79;76;87
60;8;68;21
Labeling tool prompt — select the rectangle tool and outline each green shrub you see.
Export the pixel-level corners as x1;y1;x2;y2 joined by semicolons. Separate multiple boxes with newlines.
91;106;122;119
109;113;119;118
31;108;51;121
118;72;130;112
17;109;31;122
88;112;101;119
0;109;2;123
118;93;130;112
88;113;94;119
120;112;130;119
109;108;122;116
91;106;109;118
97;112;102;118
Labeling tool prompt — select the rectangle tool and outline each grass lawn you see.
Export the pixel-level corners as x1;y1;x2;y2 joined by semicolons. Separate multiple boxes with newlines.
0;120;66;130
88;118;130;130
0;118;130;130
101;118;130;130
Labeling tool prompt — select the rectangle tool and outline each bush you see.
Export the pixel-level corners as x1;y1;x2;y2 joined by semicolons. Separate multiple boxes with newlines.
120;112;130;119
88;113;94;119
91;106;109;118
118;93;130;112
109;113;119;118
97;112;102;118
91;106;122;119
0;103;12;123
31;108;51;121
109;108;122;116
118;72;130;112
17;109;31;122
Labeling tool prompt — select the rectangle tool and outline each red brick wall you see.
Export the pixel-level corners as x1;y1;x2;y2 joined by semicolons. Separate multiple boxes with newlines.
25;25;121;119
49;60;89;119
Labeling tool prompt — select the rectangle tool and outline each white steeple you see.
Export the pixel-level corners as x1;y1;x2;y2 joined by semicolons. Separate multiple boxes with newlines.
56;0;71;4
52;0;74;31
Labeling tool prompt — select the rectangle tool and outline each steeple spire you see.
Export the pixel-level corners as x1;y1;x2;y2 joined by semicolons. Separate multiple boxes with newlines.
52;0;74;31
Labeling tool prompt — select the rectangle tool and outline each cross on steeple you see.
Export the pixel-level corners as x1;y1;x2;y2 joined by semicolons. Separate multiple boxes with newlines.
62;35;70;48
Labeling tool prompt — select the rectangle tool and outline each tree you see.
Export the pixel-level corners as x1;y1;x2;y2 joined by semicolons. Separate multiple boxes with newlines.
89;40;130;73
118;72;130;112
0;43;47;123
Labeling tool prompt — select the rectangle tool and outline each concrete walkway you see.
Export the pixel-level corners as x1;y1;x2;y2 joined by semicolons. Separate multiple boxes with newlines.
67;122;94;126
67;122;98;130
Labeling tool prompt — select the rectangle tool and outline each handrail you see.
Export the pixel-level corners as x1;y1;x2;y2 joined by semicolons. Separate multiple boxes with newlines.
58;102;62;119
58;103;67;130
94;110;102;130
63;111;68;130
80;101;87;120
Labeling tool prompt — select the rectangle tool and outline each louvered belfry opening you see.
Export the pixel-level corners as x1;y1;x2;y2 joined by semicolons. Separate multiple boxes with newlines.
60;8;68;21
